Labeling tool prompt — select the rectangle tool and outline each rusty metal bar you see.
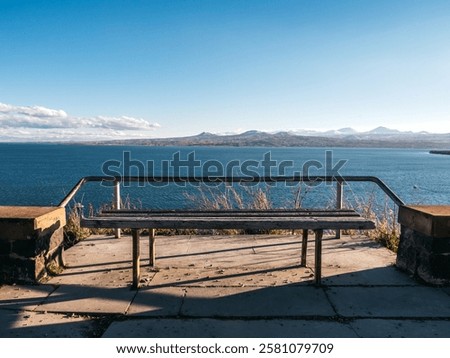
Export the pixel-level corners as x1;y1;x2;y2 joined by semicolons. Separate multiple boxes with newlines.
59;175;406;209
301;229;308;266
132;229;140;289
314;229;323;285
58;177;88;208
335;181;343;239
149;228;156;267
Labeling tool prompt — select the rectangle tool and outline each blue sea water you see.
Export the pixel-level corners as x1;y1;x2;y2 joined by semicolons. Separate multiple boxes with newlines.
0;143;449;209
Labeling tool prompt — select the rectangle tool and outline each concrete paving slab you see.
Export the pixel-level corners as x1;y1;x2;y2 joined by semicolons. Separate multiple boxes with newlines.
0;309;96;338
181;286;335;317
145;266;313;288
50;235;157;287
321;266;417;286
317;235;418;286
34;285;136;315
261;234;414;286
63;235;134;266
237;235;302;267
320;236;396;267
328;286;450;318
4;232;448;338
156;235;253;264
127;287;186;316
0;284;55;311
156;235;303;269
350;319;450;338
49;268;139;287
102;318;358;338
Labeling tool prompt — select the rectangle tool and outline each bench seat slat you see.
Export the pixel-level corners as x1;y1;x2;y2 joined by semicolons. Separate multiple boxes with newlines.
81;215;375;230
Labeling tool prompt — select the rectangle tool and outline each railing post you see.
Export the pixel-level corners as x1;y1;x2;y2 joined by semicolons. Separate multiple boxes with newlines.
114;180;121;238
336;180;343;239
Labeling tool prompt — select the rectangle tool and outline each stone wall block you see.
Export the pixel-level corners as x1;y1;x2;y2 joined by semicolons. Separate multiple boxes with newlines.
432;238;450;254
0;206;66;284
397;206;450;285
11;239;37;257
0;240;11;254
430;254;450;279
0;256;37;284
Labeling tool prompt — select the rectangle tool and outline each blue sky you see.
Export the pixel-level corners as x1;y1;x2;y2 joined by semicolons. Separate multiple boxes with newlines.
1;0;450;141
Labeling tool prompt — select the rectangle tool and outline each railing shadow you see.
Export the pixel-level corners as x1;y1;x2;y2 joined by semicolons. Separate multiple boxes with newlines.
4;230;448;338
2;264;449;338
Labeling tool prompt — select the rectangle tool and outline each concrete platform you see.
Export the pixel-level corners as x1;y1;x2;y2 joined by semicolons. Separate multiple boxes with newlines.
103;318;359;338
1;233;450;338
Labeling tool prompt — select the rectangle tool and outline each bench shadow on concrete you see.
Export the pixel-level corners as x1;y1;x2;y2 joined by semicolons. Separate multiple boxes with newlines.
2;264;450;338
48;240;298;278
2;234;450;338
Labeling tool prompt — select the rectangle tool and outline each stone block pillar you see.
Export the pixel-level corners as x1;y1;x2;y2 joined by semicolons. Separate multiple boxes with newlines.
397;205;450;285
0;206;66;284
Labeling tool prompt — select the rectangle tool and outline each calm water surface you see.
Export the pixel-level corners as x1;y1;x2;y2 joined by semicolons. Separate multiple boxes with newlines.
0;144;449;209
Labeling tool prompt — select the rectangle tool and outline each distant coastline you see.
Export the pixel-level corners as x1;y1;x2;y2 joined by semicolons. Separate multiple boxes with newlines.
76;128;450;149
2;127;450;149
430;150;450;155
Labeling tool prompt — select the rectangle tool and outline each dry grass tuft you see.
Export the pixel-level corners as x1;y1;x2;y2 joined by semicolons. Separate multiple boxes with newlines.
347;191;400;252
63;204;91;248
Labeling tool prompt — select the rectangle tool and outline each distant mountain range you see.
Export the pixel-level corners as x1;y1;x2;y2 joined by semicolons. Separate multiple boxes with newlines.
288;126;431;137
84;127;450;148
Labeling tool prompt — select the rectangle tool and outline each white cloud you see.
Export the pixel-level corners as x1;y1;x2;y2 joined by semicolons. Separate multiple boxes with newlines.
88;115;161;130
0;102;161;141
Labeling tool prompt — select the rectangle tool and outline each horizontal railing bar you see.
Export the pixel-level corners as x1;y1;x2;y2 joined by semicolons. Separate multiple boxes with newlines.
100;208;357;213
98;209;361;217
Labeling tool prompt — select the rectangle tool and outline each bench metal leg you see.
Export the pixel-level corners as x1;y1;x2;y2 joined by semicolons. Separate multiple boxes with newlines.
335;181;343;239
314;229;323;286
132;229;141;289
301;229;308;266
149;228;156;267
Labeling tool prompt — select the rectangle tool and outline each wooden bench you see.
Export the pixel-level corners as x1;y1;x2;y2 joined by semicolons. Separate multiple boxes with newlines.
80;208;375;289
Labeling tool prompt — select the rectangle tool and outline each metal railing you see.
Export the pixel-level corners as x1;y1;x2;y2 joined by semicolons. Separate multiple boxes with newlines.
59;175;405;208
59;175;404;239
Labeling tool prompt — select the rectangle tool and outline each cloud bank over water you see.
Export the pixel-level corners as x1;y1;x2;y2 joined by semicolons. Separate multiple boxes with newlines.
0;102;161;141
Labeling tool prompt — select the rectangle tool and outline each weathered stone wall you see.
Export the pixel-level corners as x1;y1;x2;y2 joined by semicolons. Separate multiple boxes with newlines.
0;206;66;284
397;225;450;284
397;205;450;285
